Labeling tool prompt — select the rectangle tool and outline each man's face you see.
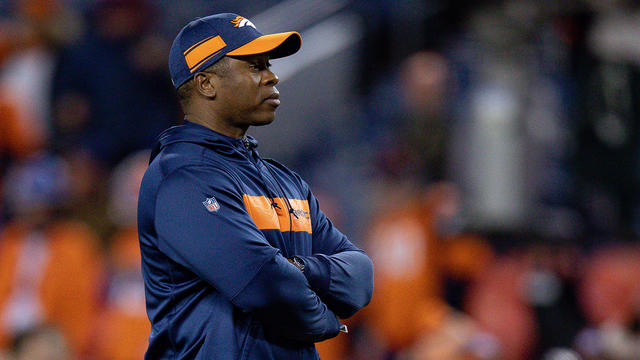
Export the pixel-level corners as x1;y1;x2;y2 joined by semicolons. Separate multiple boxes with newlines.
213;54;280;128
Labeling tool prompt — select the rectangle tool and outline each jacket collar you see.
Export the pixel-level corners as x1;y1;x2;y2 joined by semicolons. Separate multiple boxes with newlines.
150;120;259;163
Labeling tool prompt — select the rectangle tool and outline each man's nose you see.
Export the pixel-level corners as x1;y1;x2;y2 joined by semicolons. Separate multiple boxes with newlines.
263;69;279;86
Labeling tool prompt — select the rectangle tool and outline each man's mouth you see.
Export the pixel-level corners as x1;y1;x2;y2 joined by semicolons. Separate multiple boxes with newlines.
263;93;280;106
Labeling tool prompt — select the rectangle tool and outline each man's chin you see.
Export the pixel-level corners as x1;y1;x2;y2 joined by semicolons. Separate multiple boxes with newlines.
251;115;276;126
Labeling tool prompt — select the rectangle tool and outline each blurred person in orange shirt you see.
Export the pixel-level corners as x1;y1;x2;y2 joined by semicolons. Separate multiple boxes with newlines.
0;153;104;358
359;51;497;359
90;150;150;360
0;0;83;160
363;183;497;360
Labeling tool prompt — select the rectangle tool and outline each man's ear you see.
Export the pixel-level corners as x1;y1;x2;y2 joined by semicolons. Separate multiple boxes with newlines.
194;72;216;98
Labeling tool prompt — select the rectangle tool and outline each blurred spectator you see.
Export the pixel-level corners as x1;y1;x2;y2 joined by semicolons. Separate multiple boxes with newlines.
91;230;148;360
351;0;471;94
356;48;457;246
362;183;496;359
90;150;149;360
369;51;452;183
0;18;38;162
465;248;538;360
363;48;457;357
579;245;640;328
0;0;83;168
526;243;586;357
51;0;179;168
358;42;497;360
0;153;104;358
60;150;112;239
105;150;148;228
574;244;640;360
466;240;587;360
11;325;71;360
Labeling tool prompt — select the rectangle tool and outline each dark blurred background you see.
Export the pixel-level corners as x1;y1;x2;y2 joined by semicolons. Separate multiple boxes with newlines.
1;0;640;359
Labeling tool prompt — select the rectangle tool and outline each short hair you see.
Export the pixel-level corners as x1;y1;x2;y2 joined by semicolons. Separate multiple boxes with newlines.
176;57;230;107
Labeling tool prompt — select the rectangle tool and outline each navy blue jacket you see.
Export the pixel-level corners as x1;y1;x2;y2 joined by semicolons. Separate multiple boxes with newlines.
137;121;374;359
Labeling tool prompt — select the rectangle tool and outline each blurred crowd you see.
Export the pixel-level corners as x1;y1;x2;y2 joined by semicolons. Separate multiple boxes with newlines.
1;0;640;359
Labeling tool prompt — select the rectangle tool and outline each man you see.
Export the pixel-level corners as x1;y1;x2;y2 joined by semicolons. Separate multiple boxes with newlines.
137;13;374;360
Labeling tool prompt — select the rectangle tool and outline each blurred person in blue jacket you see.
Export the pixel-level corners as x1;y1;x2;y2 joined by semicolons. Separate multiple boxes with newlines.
51;0;180;168
137;13;373;360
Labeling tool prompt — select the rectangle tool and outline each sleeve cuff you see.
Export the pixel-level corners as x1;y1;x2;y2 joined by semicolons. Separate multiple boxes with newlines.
298;254;331;297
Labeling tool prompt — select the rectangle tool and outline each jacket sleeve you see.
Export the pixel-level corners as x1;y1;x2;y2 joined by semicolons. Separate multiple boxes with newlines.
153;166;341;342
295;182;374;319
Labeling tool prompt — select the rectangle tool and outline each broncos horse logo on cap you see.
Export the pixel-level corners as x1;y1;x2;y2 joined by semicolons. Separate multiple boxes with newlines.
230;16;256;29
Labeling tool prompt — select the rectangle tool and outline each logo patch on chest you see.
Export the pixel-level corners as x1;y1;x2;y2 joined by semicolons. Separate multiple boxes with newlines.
202;196;221;212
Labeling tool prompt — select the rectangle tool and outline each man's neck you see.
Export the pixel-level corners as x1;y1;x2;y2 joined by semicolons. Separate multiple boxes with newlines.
185;113;247;139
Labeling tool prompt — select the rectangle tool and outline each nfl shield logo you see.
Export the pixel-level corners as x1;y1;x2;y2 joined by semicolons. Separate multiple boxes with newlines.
202;196;220;212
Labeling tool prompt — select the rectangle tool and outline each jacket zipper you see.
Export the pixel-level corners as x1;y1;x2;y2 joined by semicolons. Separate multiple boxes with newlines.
242;138;279;208
243;138;295;250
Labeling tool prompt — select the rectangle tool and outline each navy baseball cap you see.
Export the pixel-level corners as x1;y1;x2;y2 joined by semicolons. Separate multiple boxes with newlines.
169;13;302;89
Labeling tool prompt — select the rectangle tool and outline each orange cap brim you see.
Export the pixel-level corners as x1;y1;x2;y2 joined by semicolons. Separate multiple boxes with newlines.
227;31;302;59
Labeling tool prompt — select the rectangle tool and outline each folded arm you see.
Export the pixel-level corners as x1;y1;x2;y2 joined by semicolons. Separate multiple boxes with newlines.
295;181;374;319
154;166;341;342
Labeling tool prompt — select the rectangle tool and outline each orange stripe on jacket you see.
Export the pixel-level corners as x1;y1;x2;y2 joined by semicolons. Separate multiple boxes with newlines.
184;35;227;71
278;198;311;234
242;195;312;234
242;195;280;231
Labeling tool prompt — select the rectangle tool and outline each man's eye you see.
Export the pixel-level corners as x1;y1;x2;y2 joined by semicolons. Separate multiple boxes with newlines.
250;62;271;71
